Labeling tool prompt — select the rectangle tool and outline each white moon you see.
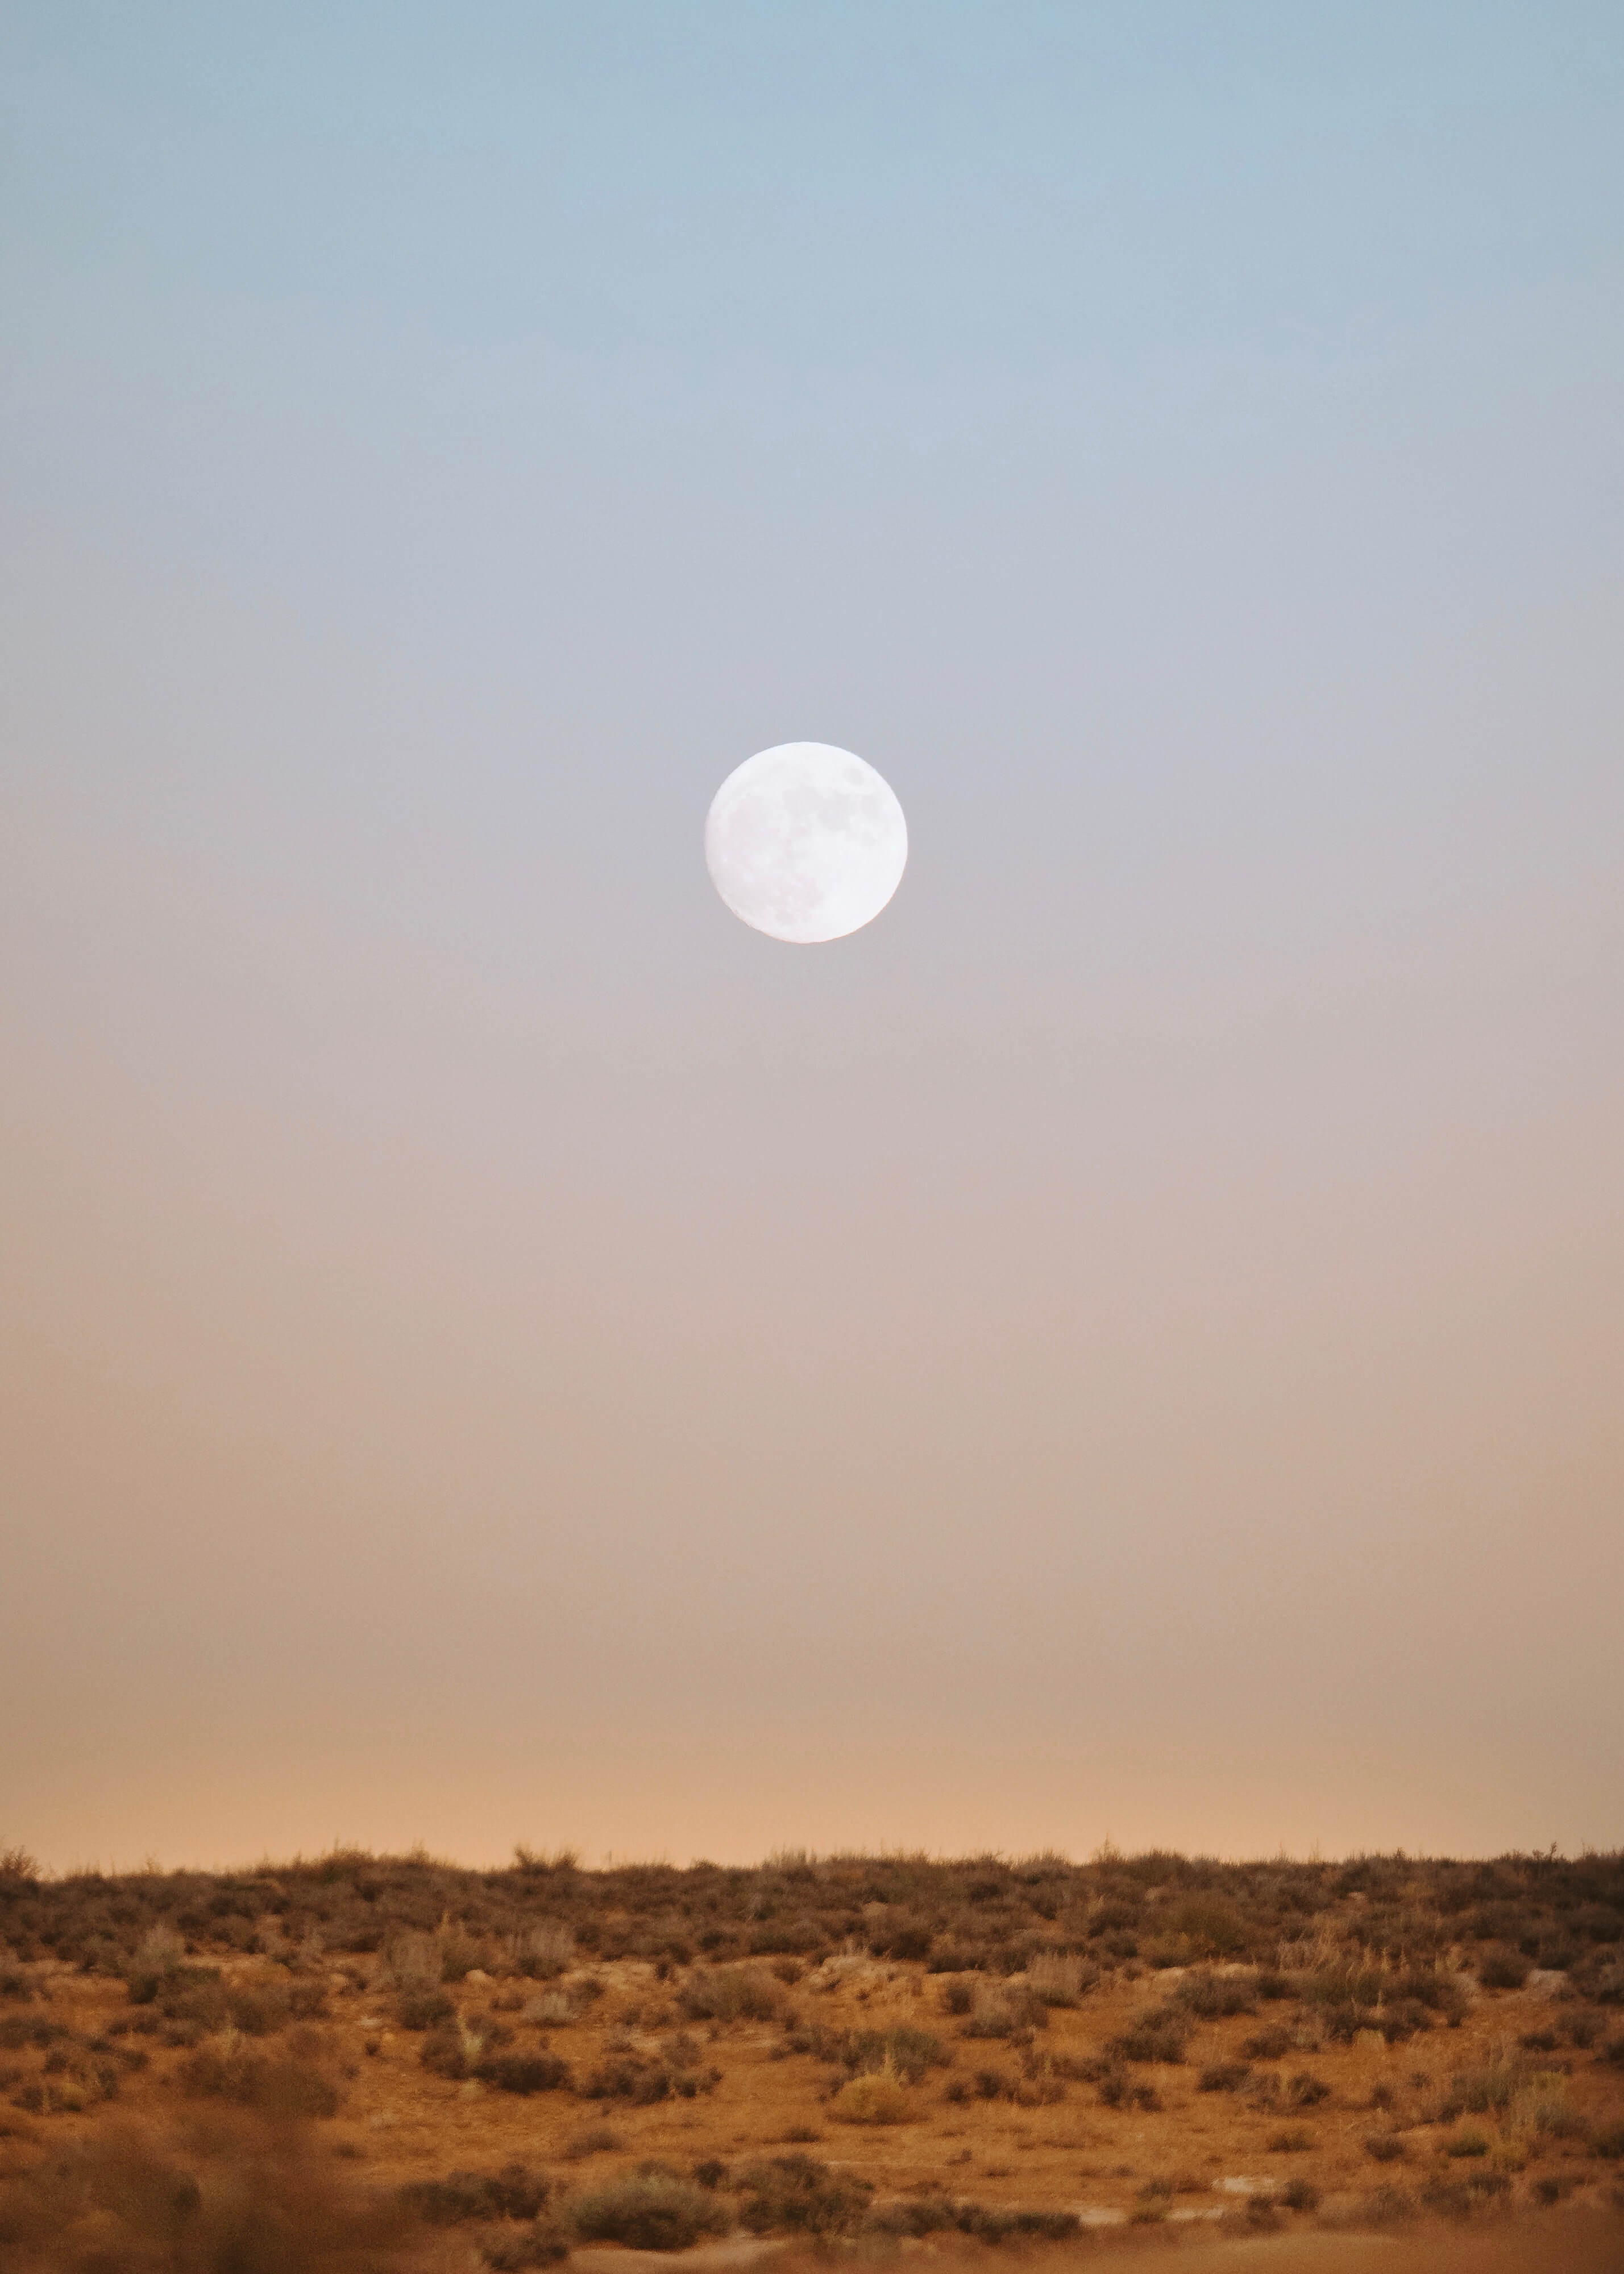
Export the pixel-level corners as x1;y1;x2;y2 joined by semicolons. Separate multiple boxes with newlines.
704;742;908;944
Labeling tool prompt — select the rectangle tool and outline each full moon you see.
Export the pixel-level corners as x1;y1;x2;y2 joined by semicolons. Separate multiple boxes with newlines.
704;742;908;944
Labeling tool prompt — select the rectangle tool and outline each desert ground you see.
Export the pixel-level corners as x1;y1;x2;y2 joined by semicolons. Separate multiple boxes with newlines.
1;1846;1621;2269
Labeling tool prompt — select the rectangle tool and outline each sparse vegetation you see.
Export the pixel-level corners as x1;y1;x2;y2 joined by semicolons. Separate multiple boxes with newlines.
1;1841;1621;2260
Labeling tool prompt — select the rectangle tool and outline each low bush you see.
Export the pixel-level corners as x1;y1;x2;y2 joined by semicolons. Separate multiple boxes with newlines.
864;2192;959;2236
476;2051;572;2096
1443;2125;1492;2158
1243;2024;1297;2060
420;2022;472;2079
1364;2135;1407;2161
397;1987;454;2031
1164;1894;1248;1956
522;1989;579;2027
832;2066;909;2123
401;2161;550;2223
867;1917;933;1962
961;1985;1048;2038
571;2165;732;2251
1268;2127;1314;2152
225;1981;292;2036
124;1924;188;1999
1199;2061;1251;2093
737;2151;872;2234
508;1922;575;1979
842;2025;947;2083
438;1924;482;1982
1173;1969;1259;2018
677;1966;780;2024
1107;2007;1189;2064
582;2050;715;2103
563;2123;622;2159
1439;2056;1526;2117
1280;2177;1321;2211
1478;1947;1531;1990
1422;2171;1510;2217
1025;1952;1091;2006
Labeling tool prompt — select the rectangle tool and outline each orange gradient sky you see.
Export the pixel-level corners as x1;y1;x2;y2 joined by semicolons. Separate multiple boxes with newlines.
3;5;1622;1871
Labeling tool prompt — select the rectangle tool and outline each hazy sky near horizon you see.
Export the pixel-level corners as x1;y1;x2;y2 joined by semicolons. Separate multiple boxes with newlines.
3;3;1622;1873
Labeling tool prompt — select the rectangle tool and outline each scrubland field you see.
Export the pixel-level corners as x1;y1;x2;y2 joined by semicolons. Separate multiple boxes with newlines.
2;1844;1622;2272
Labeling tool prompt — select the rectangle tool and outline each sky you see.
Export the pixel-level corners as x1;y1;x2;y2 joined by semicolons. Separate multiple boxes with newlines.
2;2;1622;1873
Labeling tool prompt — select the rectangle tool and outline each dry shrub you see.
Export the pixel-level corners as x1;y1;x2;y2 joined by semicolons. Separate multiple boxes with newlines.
394;1988;452;2032
863;2193;959;2238
380;1932;440;1993
961;1984;1047;2039
1106;2006;1189;2064
507;1923;574;1981
475;2051;572;2097
737;2152;871;2234
225;1981;292;2038
400;2159;549;2223
1478;1946;1532;1990
568;2163;730;2251
580;2046;716;2103
0;2113;411;2272
1173;1968;1259;2017
1164;1894;1248;1956
1096;2065;1161;2110
560;2123;621;2160
436;1924;481;1983
126;1925;189;2001
1243;2023;1298;2059
1024;1952;1090;2006
832;2065;910;2124
520;1989;577;2027
676;1965;781;2023
842;2025;946;2082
